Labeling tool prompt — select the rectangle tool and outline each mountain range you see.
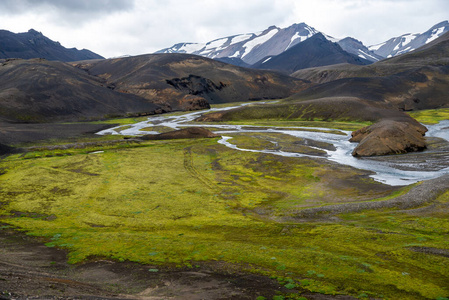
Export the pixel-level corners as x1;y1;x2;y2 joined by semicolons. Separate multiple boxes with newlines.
158;20;449;71
369;20;449;58
0;20;447;71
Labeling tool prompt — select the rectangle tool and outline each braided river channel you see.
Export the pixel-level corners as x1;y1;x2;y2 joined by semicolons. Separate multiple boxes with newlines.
97;104;449;186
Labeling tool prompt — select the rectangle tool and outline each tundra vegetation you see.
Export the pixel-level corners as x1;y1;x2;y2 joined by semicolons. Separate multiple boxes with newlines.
0;106;448;300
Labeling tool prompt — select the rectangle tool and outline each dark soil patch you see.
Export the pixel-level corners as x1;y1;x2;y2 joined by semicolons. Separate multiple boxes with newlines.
407;247;449;258
0;122;116;146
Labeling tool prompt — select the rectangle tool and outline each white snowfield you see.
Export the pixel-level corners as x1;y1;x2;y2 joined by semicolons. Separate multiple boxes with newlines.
230;33;253;45
241;28;279;58
368;41;386;51
426;26;445;44
176;43;205;53
358;50;380;61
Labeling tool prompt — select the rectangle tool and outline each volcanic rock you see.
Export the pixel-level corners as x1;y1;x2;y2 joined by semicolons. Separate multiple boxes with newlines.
178;95;210;111
139;127;219;140
350;120;427;157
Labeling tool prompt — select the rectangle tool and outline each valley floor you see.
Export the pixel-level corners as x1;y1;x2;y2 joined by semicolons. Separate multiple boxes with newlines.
0;110;448;299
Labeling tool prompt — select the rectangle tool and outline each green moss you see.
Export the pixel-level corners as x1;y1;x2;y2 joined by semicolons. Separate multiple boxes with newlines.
407;108;449;124
0;137;447;299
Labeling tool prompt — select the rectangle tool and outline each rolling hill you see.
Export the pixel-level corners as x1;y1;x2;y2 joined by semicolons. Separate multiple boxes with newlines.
75;53;310;111
0;58;159;123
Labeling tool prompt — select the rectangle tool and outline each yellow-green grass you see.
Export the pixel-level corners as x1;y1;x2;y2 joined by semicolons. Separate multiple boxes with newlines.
408;108;449;124
0;139;448;299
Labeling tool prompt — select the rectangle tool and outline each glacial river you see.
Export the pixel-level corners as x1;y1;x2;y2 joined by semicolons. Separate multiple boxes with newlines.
97;104;449;186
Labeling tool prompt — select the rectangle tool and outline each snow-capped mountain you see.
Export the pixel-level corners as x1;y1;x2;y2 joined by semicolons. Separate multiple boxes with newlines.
253;33;371;74
337;37;383;62
157;20;449;68
369;20;449;58
156;23;320;65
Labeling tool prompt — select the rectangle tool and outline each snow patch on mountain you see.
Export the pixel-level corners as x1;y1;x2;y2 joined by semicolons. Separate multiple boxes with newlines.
368;42;386;51
262;57;272;64
229;50;240;58
241;28;279;58
205;38;227;51
324;34;341;43
369;20;448;58
426;26;445;44
230;34;253;45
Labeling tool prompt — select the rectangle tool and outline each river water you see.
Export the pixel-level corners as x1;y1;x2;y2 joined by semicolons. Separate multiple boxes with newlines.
97;105;449;186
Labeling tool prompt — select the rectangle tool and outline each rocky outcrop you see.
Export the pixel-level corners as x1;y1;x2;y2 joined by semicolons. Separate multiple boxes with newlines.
178;95;210;111
350;120;427;156
139;127;219;140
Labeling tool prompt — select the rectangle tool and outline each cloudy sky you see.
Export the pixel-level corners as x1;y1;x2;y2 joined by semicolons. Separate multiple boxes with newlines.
0;0;447;58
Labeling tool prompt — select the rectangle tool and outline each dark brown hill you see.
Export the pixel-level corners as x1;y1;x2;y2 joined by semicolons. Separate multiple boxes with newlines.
290;32;449;111
75;53;310;112
290;66;449;110
0;58;161;123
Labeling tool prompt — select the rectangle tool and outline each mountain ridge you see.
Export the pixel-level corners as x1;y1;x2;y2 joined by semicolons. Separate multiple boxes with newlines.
368;20;449;58
157;20;449;68
0;28;104;62
156;23;321;65
252;33;371;73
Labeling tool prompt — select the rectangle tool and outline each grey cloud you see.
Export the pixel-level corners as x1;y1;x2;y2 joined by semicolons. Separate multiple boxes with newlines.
0;0;134;15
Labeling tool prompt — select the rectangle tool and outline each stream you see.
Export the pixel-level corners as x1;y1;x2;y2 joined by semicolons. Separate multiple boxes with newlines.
97;104;449;186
